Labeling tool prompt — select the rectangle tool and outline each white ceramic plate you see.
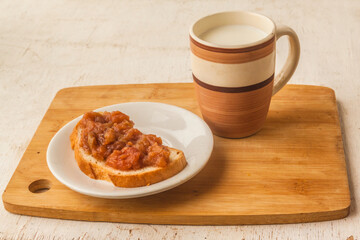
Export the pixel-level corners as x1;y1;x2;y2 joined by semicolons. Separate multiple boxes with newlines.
47;102;213;199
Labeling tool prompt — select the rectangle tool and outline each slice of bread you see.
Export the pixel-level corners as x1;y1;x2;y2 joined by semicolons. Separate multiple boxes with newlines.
70;122;187;188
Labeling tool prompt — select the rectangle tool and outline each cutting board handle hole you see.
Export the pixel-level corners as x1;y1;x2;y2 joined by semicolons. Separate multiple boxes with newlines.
28;179;52;193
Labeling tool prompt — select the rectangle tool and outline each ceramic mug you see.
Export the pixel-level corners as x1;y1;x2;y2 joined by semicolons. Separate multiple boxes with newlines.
190;11;300;138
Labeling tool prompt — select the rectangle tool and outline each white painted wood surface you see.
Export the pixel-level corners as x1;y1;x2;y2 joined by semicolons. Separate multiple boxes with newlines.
0;0;359;239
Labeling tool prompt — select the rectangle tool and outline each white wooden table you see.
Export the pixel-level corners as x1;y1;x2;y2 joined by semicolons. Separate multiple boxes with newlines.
0;0;359;239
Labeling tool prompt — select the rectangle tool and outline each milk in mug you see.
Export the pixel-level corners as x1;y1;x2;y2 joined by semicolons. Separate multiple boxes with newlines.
199;24;267;46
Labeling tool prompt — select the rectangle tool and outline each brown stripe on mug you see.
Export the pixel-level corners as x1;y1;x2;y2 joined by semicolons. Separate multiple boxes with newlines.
193;76;274;138
193;74;274;93
190;35;275;64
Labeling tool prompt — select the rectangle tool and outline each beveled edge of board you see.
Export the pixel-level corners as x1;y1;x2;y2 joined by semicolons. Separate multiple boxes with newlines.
54;83;336;94
54;82;194;95
1;197;350;225
2;83;351;225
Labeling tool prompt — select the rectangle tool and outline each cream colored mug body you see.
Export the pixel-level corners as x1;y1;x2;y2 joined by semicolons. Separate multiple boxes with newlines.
190;11;300;138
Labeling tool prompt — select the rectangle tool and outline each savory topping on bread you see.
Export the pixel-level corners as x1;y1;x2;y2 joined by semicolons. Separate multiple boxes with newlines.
70;111;187;188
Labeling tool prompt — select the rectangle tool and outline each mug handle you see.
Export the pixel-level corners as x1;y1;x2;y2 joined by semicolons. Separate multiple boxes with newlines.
272;25;301;95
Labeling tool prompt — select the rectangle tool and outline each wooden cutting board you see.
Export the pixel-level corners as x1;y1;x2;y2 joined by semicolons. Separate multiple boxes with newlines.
2;83;350;225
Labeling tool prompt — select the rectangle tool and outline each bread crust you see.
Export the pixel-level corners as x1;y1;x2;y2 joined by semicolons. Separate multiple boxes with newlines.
70;122;187;188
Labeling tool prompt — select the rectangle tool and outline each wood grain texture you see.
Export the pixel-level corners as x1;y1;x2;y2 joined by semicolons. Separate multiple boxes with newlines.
2;83;350;225
195;79;273;138
190;36;275;63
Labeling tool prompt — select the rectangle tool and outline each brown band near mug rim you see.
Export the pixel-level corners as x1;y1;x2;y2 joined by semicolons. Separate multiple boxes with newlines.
190;35;275;53
193;74;274;93
190;36;276;64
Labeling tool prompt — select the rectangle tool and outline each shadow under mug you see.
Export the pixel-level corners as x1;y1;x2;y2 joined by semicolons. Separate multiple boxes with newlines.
190;11;300;138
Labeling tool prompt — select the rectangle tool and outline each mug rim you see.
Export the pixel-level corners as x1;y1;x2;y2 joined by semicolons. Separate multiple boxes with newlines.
189;11;276;49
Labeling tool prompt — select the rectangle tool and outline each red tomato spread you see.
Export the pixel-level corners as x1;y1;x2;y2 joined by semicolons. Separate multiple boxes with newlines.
78;111;170;171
